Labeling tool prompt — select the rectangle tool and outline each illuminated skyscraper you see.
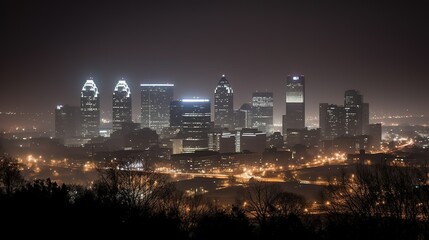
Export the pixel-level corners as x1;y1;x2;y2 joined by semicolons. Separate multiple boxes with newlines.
319;103;345;140
214;75;234;129
181;98;211;153
112;79;132;131
141;83;174;133
283;75;305;135
80;78;100;138
251;92;273;133
344;90;369;136
319;90;370;139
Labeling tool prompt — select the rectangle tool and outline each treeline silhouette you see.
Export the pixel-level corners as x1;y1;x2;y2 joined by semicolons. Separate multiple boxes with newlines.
1;156;429;239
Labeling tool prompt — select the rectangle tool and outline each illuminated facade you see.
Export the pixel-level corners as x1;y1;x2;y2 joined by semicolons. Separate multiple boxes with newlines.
214;75;234;129
212;128;267;153
112;79;132;131
319;103;345;140
80;78;100;138
181;98;211;153
251;92;273;133
141;83;174;133
319;90;370;139
283;75;305;135
344;90;369;136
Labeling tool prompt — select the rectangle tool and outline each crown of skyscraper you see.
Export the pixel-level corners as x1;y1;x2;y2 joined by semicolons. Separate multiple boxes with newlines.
214;75;233;94
81;78;99;97
114;79;131;97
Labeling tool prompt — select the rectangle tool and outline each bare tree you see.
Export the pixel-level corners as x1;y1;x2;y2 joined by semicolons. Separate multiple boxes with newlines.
0;157;24;195
325;162;429;222
159;187;188;217
95;160;170;211
244;181;280;225
275;191;307;217
156;187;214;231
181;194;214;231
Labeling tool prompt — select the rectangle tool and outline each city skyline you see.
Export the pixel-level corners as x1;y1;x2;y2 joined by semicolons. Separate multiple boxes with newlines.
2;1;429;237
1;1;428;127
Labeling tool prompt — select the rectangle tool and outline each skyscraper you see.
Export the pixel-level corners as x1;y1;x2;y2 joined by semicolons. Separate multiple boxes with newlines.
141;84;174;133
284;75;305;135
214;75;234;129
55;104;80;139
319;103;345;140
251;92;273;133
112;79;132;131
169;100;183;128
319;90;370;139
344;90;369;136
181;98;211;153
80;78;100;138
234;103;252;129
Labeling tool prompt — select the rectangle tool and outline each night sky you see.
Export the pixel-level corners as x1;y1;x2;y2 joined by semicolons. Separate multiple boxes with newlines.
1;0;428;125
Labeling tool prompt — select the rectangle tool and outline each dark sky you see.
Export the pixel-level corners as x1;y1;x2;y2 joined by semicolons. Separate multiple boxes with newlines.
1;0;428;124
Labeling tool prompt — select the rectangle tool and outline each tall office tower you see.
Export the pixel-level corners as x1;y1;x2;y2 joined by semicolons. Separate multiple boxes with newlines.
344;90;369;136
319;103;345;140
284;75;305;134
233;103;252;129
141;83;174;133
169;100;183;128
214;75;234;129
55;105;80;139
112;79;132;131
251;92;274;133
181;98;211;153
80;78;100;138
